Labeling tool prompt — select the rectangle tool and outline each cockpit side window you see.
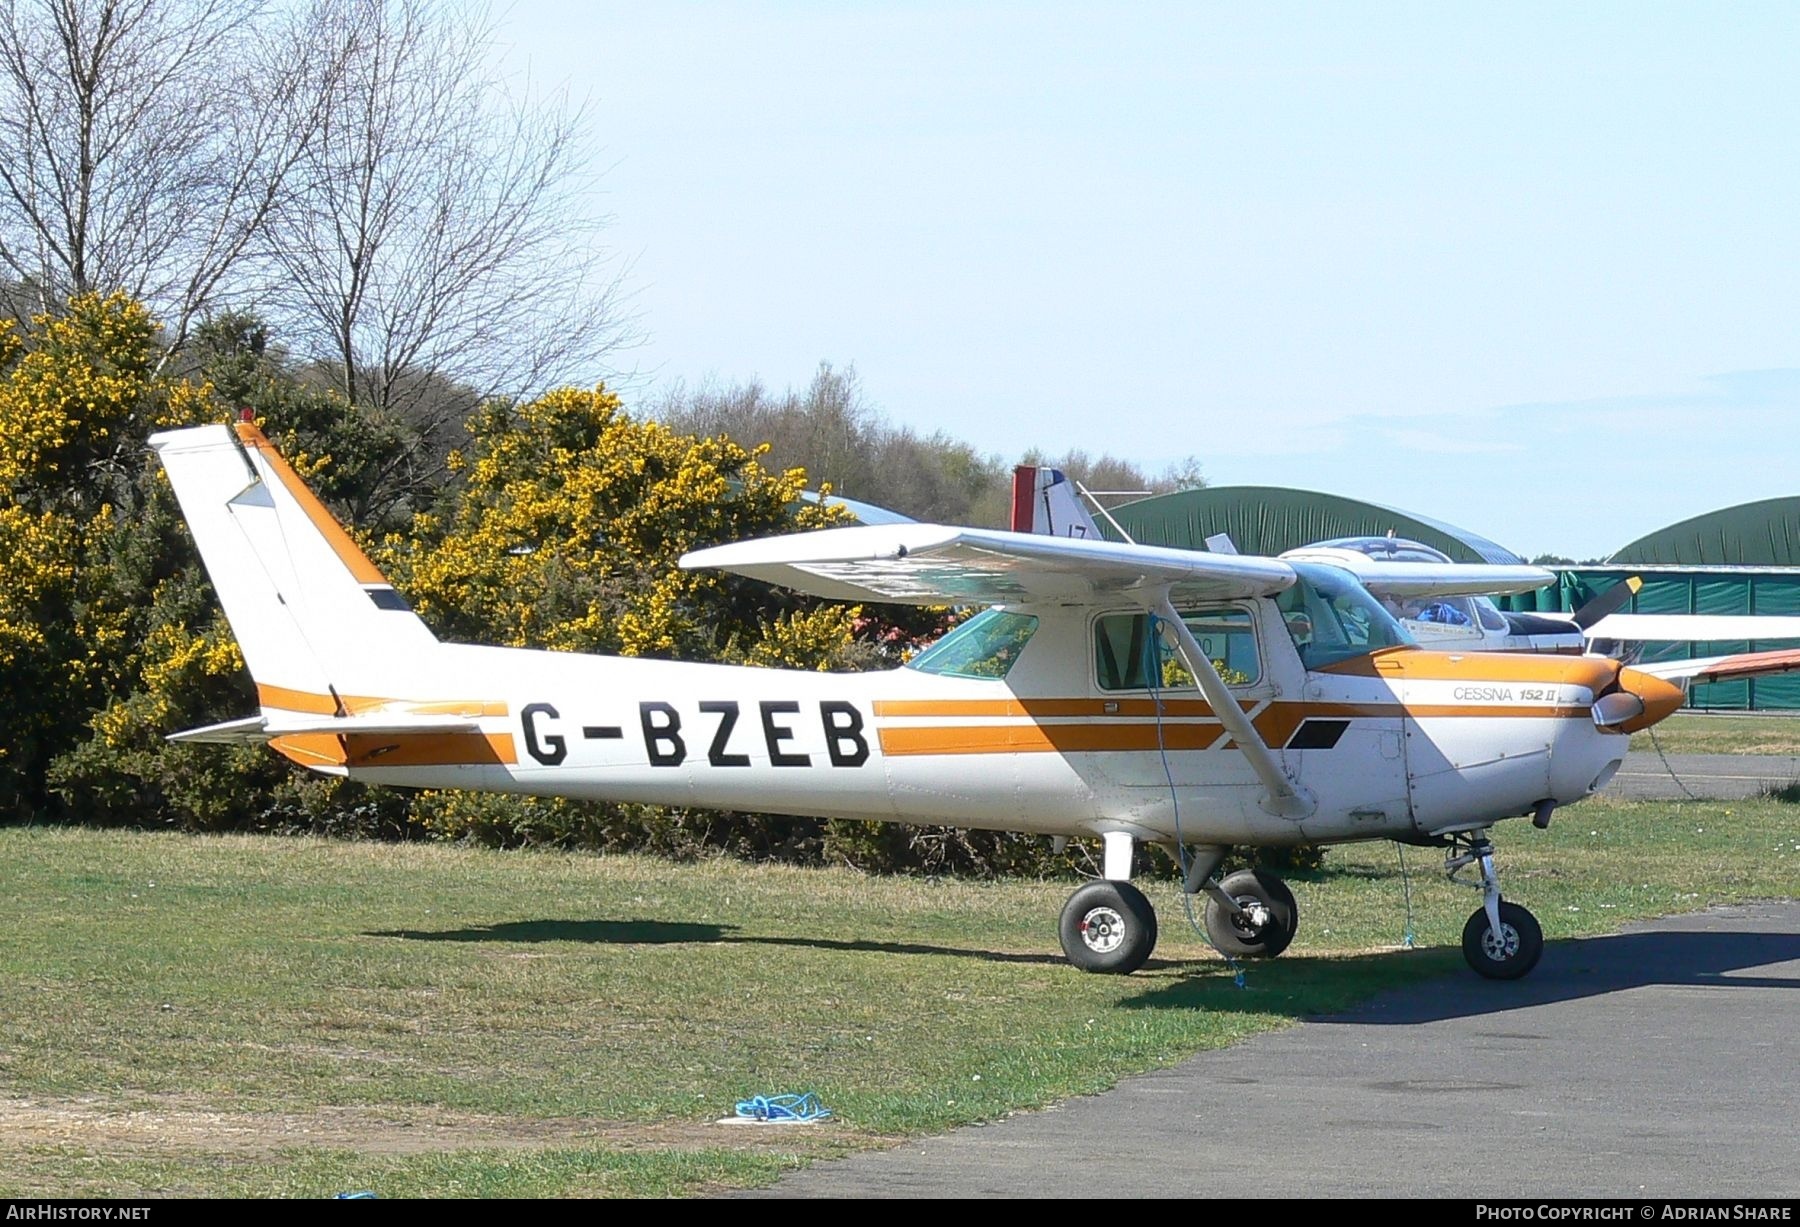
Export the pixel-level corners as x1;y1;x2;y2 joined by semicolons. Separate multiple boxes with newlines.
907;609;1038;679
1094;606;1261;691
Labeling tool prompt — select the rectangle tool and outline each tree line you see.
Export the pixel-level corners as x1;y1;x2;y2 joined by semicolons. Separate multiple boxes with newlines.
1;290;1215;875
0;1;1227;877
656;363;1202;529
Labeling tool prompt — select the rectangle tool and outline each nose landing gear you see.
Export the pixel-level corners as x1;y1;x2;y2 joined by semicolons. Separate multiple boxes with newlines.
1446;832;1544;979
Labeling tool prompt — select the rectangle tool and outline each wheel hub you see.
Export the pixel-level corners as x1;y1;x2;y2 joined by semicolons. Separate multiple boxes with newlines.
1079;906;1126;954
1228;896;1271;938
1482;922;1520;961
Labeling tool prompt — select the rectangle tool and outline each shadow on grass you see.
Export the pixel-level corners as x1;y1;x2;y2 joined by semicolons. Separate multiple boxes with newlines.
373;919;731;944
1122;925;1800;1022
367;918;1081;966
371;909;1800;1009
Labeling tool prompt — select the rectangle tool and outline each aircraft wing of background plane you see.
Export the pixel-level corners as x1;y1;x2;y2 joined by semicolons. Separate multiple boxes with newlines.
1276;549;1556;599
1633;646;1800;686
1338;561;1555;599
1584;613;1800;642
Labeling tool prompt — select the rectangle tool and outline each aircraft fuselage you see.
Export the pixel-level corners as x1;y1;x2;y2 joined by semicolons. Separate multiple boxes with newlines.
266;597;1663;849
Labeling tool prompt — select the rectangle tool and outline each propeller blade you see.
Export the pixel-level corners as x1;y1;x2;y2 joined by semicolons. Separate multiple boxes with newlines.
1571;576;1642;631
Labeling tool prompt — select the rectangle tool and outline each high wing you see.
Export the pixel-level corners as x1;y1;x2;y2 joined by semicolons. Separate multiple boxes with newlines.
1278;548;1554;599
680;523;1297;606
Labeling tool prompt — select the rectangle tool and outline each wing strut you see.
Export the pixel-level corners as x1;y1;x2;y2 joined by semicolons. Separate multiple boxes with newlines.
1151;594;1315;820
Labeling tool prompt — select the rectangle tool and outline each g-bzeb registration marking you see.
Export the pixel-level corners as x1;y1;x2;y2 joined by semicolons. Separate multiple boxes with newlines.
519;699;872;768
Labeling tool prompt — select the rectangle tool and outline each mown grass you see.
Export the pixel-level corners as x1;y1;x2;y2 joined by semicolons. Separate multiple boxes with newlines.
3;799;1798;1197
1635;713;1800;755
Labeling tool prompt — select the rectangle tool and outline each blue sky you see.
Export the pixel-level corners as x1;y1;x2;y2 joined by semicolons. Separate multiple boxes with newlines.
498;3;1800;560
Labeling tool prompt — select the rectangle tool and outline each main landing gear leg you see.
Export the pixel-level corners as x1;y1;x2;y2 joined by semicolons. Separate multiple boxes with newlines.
1058;832;1158;974
1188;844;1300;959
1446;832;1544;980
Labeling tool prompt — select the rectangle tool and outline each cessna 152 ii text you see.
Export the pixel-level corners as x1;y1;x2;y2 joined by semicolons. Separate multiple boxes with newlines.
154;424;1800;980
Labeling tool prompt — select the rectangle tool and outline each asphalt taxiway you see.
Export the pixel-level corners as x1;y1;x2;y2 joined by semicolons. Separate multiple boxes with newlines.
1608;751;1800;800
754;902;1800;1198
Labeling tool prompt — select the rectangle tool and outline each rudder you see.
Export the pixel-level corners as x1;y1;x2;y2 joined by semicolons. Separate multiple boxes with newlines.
150;421;439;717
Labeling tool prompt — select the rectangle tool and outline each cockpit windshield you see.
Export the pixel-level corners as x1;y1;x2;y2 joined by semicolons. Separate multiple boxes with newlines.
1276;562;1413;670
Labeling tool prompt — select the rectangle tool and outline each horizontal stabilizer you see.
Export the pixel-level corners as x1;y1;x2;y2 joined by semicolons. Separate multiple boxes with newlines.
681;523;1297;606
168;712;482;745
167;716;272;745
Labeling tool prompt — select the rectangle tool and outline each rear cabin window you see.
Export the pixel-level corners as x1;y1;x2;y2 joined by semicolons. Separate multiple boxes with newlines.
907;609;1039;679
1094;607;1261;691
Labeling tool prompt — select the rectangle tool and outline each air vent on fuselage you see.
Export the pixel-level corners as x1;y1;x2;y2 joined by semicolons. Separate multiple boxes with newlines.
1286;719;1349;750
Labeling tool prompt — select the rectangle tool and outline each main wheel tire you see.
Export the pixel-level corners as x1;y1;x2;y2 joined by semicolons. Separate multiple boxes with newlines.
1204;869;1299;958
1058;880;1158;974
1462;901;1544;980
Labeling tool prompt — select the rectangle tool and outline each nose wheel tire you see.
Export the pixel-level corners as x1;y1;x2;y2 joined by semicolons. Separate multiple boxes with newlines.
1059;880;1158;974
1203;869;1299;958
1462;900;1544;980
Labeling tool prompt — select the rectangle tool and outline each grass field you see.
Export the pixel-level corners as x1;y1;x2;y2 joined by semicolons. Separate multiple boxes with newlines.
4;795;1799;1198
1635;713;1800;756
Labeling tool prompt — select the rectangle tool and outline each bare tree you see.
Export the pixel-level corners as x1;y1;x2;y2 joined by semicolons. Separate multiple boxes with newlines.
0;0;334;346
657;364;1009;525
659;365;1206;528
1021;448;1207;497
263;0;625;436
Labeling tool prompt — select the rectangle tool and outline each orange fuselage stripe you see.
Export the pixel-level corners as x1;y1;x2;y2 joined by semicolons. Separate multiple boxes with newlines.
270;731;518;769
1315;649;1618;689
874;698;1220;718
877;724;1220;756
877;702;1591;757
256;683;507;719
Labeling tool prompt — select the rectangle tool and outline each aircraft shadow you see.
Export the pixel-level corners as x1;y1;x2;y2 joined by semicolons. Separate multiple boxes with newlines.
1120;926;1800;1021
369;916;1800;1006
366;918;1082;967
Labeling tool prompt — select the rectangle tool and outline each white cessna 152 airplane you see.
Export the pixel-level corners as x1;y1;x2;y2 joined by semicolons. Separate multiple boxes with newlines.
154;424;1800;981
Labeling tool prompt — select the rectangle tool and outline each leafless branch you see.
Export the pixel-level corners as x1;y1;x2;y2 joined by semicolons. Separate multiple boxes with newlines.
262;0;630;445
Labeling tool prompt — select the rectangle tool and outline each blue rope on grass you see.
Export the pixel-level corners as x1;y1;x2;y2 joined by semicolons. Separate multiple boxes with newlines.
735;1092;832;1123
1397;841;1418;949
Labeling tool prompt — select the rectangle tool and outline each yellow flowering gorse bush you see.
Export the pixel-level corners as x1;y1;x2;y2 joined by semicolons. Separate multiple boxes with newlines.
382;385;856;669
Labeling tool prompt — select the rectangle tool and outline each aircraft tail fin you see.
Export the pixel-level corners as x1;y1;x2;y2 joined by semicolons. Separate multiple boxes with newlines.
1010;465;1102;539
149;421;440;718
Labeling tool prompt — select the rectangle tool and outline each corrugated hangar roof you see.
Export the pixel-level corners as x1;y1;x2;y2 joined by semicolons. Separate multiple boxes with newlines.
1610;496;1800;566
1106;485;1525;565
